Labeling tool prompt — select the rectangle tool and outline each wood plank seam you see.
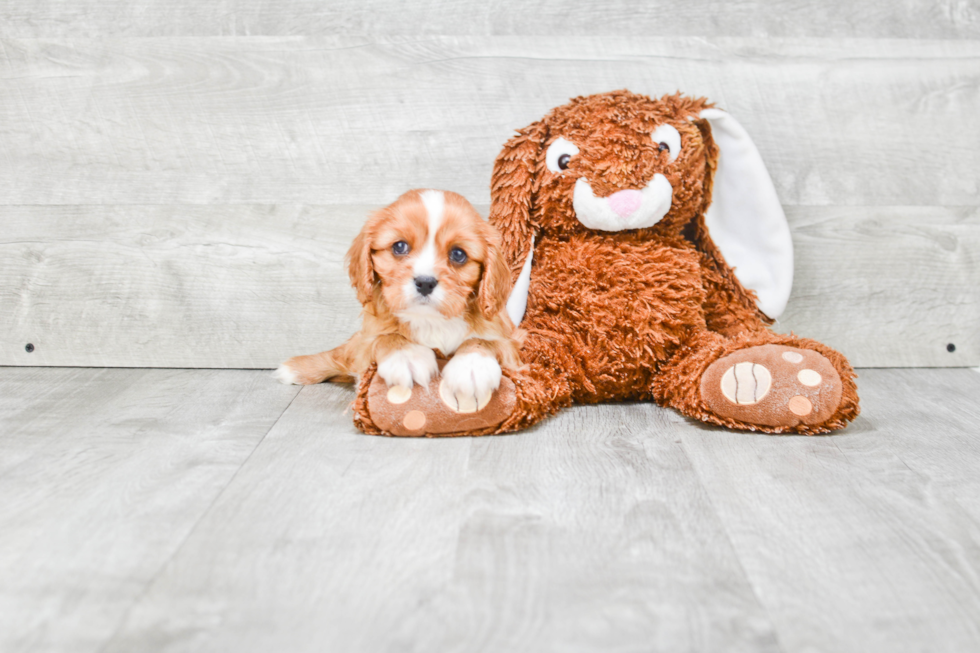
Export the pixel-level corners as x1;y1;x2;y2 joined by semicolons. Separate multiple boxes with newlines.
672;422;790;653
95;382;302;652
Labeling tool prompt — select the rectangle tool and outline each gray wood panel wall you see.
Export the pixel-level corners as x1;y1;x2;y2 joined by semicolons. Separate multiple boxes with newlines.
1;4;978;368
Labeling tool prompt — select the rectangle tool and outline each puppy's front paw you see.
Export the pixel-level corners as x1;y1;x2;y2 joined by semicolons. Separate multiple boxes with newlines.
439;352;502;413
377;344;439;388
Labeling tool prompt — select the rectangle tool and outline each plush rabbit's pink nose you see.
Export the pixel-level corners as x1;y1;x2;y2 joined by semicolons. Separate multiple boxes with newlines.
606;189;643;217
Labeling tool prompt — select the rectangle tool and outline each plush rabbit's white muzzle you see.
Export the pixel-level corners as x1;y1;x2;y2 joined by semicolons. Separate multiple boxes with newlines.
572;174;673;231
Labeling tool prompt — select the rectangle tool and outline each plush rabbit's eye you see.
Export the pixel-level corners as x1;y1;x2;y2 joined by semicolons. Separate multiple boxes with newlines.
391;241;410;256
449;247;468;265
651;124;681;163
546;137;580;174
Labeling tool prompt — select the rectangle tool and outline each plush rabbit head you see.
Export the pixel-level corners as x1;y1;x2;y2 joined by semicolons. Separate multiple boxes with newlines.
490;90;793;322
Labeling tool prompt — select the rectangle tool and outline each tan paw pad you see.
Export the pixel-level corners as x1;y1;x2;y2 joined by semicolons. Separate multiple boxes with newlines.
701;344;843;428
365;359;517;437
720;362;772;405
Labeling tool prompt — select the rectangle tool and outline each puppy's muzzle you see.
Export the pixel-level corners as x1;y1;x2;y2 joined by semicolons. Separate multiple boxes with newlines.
414;276;438;297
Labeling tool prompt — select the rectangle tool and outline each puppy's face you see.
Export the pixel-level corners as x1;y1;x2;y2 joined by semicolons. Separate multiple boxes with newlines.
348;190;510;320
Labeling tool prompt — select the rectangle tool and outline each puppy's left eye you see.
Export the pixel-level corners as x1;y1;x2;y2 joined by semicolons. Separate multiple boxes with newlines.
449;247;468;265
391;241;410;256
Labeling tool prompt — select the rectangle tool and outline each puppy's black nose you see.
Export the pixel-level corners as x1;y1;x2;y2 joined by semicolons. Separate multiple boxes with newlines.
414;276;438;297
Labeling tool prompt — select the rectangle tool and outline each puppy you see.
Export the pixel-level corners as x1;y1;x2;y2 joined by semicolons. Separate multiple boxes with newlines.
274;189;520;409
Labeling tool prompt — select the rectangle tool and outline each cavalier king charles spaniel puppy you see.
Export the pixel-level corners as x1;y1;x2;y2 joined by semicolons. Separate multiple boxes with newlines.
274;189;520;409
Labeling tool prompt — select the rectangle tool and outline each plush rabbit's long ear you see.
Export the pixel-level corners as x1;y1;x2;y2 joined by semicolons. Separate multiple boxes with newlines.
488;119;549;326
698;108;794;319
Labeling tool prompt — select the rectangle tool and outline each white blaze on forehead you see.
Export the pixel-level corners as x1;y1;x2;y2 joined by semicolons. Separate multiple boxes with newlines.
413;190;445;277
419;189;445;226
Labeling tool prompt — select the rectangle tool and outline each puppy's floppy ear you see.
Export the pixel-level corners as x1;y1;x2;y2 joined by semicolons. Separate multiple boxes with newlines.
346;209;383;305
488;119;549;325
693;109;794;319
476;224;512;320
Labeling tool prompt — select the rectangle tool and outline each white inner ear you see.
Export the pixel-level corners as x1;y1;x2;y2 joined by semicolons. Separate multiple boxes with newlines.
505;236;534;326
700;108;794;319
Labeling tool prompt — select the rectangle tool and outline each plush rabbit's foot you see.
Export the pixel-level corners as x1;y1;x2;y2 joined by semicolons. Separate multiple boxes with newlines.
700;344;843;429
364;359;516;437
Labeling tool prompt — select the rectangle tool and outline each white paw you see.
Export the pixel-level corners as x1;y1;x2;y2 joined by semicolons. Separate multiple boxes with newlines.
272;363;300;385
439;352;501;413
377;344;439;388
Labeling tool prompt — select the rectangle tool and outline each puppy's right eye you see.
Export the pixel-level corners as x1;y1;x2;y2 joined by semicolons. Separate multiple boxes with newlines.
391;241;410;256
449;247;468;265
546;137;580;174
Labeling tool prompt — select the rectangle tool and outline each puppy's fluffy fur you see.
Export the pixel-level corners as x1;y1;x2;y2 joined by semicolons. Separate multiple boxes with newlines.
275;189;520;408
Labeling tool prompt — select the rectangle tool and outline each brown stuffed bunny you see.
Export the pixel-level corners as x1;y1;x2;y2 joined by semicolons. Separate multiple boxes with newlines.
355;90;859;436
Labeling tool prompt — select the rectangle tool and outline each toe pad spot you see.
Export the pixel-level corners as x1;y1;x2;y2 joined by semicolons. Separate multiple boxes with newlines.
798;369;822;386
788;396;813;416
387;385;412;404
782;351;804;363
403;410;427;430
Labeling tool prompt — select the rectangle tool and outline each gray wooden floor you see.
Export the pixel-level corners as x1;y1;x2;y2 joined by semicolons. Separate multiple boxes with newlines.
1;367;979;652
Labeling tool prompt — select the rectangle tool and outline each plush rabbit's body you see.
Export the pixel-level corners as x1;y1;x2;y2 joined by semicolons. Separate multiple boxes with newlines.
516;233;707;401
493;214;857;435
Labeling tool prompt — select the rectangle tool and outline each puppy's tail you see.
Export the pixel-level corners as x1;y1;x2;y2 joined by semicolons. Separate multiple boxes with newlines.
273;339;361;386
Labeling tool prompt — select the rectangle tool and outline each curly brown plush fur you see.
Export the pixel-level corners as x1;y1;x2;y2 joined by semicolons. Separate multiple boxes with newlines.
356;90;860;435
